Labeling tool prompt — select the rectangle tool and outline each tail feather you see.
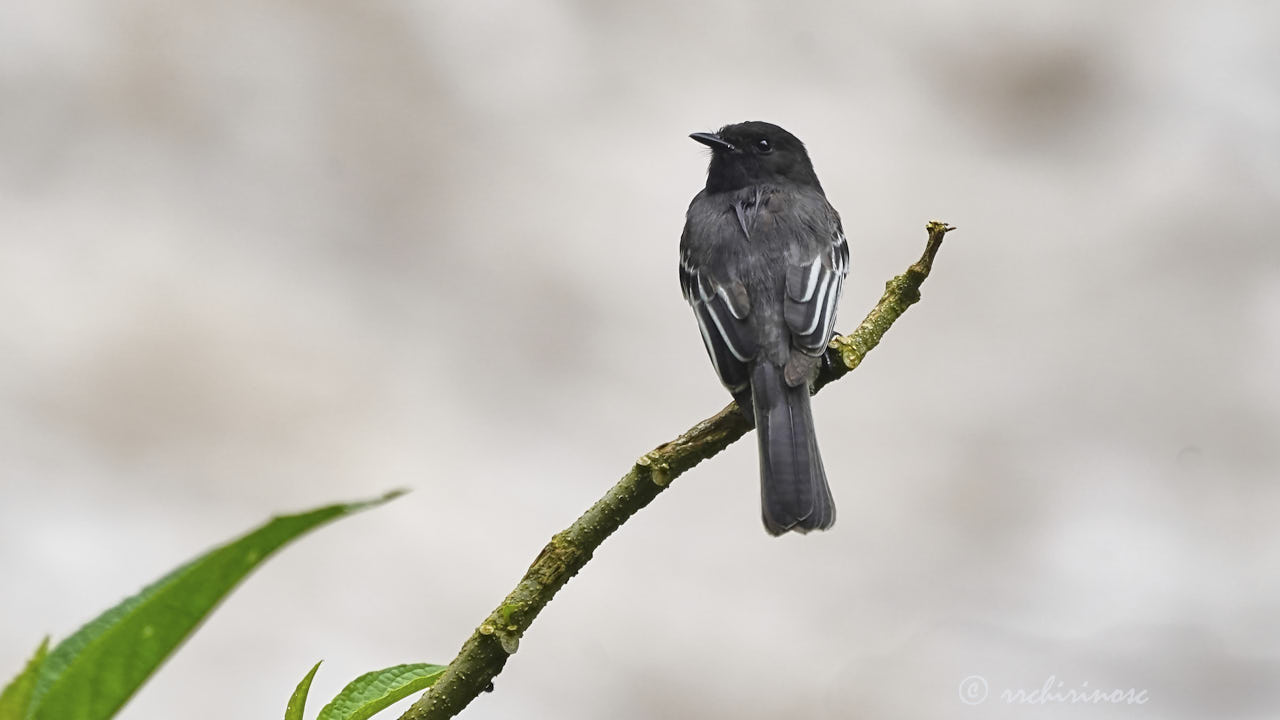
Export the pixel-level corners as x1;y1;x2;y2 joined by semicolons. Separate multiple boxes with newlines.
751;363;835;535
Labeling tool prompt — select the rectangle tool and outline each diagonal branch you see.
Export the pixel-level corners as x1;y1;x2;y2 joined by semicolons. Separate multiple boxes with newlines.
400;221;955;720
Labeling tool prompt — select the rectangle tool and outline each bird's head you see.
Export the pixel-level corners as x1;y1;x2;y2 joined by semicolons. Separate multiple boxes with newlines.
690;121;822;194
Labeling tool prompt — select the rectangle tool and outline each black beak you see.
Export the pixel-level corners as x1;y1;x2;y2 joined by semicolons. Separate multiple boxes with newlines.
689;132;736;152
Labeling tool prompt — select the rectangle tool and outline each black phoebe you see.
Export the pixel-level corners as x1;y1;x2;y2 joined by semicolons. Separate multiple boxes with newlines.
679;121;848;535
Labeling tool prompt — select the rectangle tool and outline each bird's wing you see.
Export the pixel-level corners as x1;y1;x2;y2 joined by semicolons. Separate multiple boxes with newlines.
680;247;756;392
784;228;849;356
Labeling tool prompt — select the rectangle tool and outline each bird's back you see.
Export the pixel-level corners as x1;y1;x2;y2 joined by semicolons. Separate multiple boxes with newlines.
683;183;839;369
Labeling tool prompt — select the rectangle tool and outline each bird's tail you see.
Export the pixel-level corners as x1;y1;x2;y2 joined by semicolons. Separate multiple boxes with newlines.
751;362;836;535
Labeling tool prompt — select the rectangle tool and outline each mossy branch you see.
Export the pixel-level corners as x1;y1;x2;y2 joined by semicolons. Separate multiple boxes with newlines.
399;221;955;720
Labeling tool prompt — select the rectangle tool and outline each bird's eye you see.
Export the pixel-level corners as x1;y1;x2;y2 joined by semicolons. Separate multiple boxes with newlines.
755;138;772;153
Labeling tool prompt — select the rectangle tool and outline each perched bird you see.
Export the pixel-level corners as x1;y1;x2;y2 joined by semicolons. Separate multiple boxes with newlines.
679;121;848;535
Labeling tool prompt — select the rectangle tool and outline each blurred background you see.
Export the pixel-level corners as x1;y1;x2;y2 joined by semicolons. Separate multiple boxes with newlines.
2;1;1278;718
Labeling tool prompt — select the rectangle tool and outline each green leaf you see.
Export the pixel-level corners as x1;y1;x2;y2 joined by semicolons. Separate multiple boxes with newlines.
25;490;406;720
316;664;447;720
285;661;324;720
0;638;49;720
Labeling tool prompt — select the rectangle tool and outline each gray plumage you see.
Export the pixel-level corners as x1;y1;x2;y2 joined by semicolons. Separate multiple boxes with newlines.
680;122;848;535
